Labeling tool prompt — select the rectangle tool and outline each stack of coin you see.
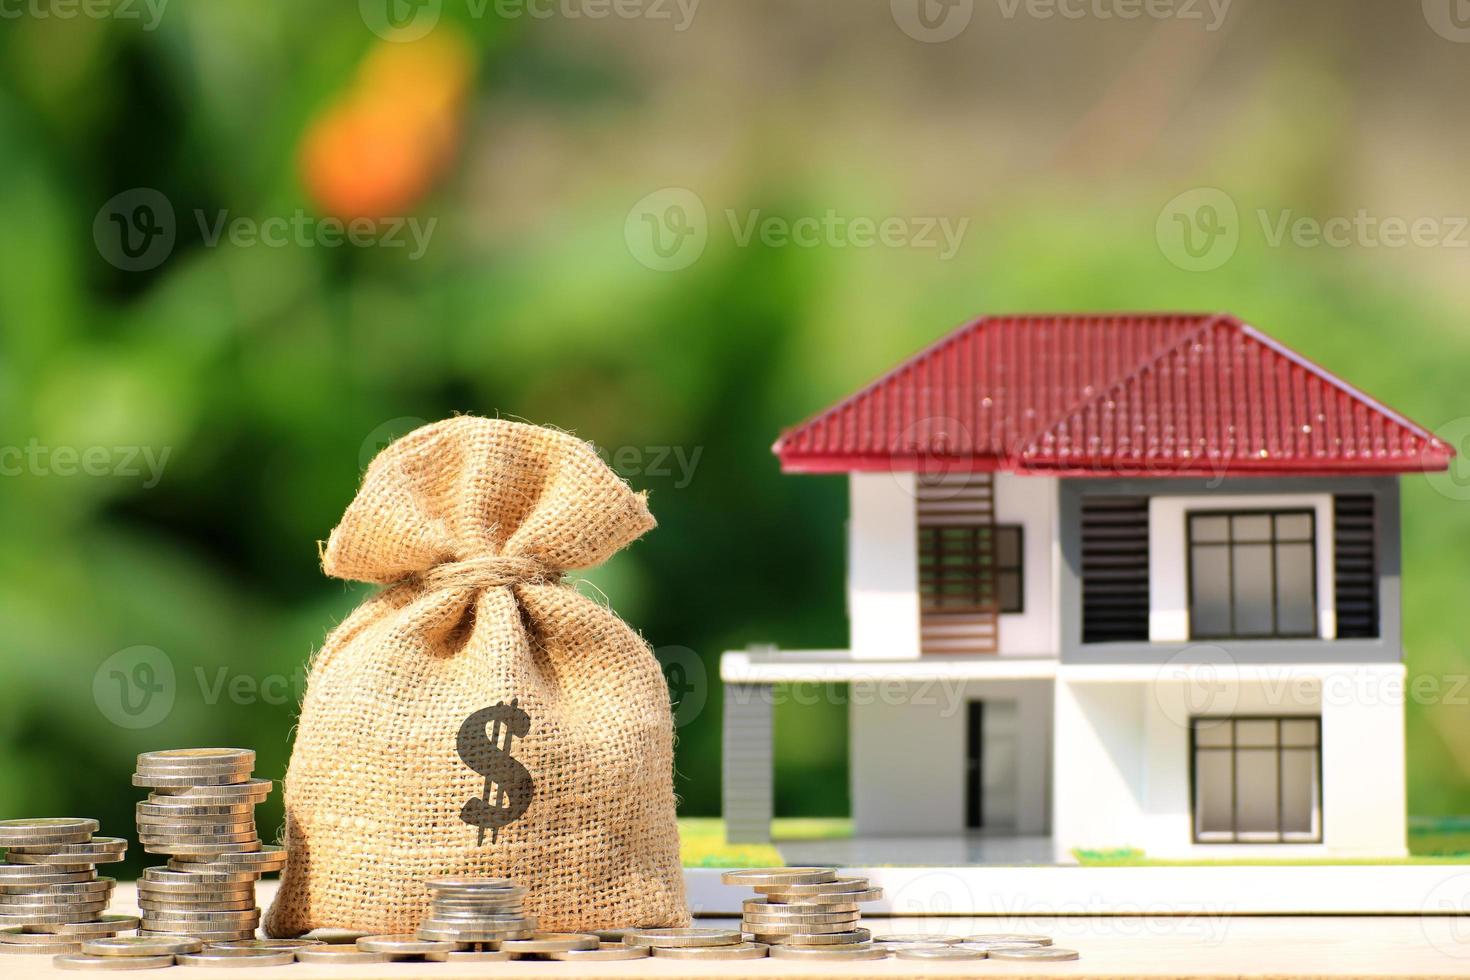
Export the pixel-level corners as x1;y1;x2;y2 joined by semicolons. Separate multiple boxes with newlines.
132;748;284;943
414;876;536;945
724;867;882;955
0;818;136;956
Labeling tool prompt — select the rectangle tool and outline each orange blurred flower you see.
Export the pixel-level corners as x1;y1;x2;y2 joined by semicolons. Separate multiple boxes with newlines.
300;30;475;220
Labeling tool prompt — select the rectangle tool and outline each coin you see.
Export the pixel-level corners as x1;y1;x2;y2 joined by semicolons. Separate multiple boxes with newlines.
623;927;744;948
27;916;141;936
415;927;533;942
873;933;959;944
0;879;112;897
0;939;82;954
0;887;113;906
6;839;128;863
295;945;389;964
143;868;259;886
964;932;1052;945
743;917;859;934
135;804;253;820
0;819;99;844
0;899;109;915
176;950;295;967
131;772;257;789
147;781;272;804
83;936;204;956
356;934;456;955
720;868;838;887
751;875;869;896
743;910;861;925
53;954;176;971
423;876;517;891
548;942;651;961
0;908;109;926
150;842;262;856
136;749;255;770
140;908;260;922
135;818;254;834
137;885;254;900
2;927;90;945
746;899;870;910
209;939;322;952
138;899;257;913
169;846;285;869
137;929;255;942
988;946;1080;961
499;932;599;954
652;942;770;959
748;927;871;945
897;945;987;959
424;949;515;962
769;943;888;960
0;866;97;882
590;928;633;941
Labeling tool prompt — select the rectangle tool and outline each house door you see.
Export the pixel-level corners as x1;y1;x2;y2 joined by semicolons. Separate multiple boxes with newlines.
965;699;1019;831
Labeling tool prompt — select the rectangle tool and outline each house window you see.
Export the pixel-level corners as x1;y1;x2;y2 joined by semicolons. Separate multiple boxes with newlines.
919;525;1023;615
1191;716;1322;843
1187;510;1317;639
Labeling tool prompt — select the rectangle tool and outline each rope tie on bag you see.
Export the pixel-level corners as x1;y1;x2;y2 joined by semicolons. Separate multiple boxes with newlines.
417;555;560;591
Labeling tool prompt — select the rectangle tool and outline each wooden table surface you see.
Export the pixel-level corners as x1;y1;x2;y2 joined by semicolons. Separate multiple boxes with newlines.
4;881;1469;978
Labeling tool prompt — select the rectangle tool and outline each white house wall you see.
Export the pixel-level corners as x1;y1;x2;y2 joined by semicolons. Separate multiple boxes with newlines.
850;679;1052;836
1053;664;1406;861
846;471;1058;658
848;472;921;660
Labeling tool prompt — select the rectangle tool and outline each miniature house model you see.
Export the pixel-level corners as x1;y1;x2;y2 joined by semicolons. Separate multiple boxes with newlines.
721;313;1452;861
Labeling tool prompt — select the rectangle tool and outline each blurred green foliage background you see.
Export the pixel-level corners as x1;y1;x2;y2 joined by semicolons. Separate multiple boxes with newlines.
1;1;1469;875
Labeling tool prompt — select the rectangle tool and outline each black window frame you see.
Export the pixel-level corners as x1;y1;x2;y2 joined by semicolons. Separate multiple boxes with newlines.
1185;508;1318;640
918;524;1024;616
1188;715;1323;844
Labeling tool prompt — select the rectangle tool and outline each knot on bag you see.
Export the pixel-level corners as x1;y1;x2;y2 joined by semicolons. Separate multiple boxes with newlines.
417;555;559;592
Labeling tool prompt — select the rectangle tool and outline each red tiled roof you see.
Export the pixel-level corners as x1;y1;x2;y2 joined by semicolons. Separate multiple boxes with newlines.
773;313;1453;477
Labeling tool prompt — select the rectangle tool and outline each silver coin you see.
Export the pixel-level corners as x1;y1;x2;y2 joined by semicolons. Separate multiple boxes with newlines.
356;934;456;954
7;837;127;857
148;842;262;856
873;932;959;945
547;942;650;961
743;910;860;925
169;846;285;869
143;867;258;886
138;831;259;844
623;927;745;948
0;876;108;896
140;908;260;922
136;749;255;770
1;928;88;946
25;915;140;936
652;942;770;959
146;787;271;808
176;950;295;967
83;936;204;956
0;899;109;915
414;928;533;943
0;939;83;954
988;945;1080;961
208;939;322;952
769;943;888;960
0;818;99;840
137;929;255;942
295;945;389;964
0;865;97;881
590;928;633;942
0;909;108;926
720;868;837;887
135;804;253;820
964;932;1052;946
743;917;859;933
137;885;255;900
138;899;257;913
751;876;869;896
499;932;599;954
135;818;254;833
745;897;866;912
0;888;113;907
53;953;176;970
748;927;871;945
131;772;255;789
423;876;516;890
897;945;987;960
424;949;514;962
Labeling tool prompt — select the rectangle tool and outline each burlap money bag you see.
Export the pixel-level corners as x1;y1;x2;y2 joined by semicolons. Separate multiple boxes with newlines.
264;417;688;936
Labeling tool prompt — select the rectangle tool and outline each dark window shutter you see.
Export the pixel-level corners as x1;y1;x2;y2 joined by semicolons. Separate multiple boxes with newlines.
1081;496;1150;643
1333;494;1378;639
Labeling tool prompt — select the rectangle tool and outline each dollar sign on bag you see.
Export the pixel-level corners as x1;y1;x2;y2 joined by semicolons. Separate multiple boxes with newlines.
456;699;534;845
